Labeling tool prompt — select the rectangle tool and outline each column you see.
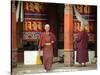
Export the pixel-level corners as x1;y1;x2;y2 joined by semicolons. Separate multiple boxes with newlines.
12;0;17;67
64;4;74;66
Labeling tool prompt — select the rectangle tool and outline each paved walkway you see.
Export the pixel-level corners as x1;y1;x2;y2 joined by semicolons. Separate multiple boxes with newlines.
12;63;97;75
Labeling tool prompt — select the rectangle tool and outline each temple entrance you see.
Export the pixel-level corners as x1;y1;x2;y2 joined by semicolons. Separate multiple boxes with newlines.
12;1;97;74
12;1;97;70
15;2;64;64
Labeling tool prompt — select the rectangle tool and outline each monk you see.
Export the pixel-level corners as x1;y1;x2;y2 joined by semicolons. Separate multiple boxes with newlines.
39;24;56;72
76;26;89;67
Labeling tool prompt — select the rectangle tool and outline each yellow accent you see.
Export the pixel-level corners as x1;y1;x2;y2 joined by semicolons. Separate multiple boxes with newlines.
36;49;42;64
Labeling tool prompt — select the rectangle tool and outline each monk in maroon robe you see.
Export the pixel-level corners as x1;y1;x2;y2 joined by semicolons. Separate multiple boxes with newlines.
39;24;56;72
76;27;89;66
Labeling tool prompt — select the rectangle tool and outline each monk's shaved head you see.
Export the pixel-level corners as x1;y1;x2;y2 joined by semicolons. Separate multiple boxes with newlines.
45;24;50;27
44;24;50;32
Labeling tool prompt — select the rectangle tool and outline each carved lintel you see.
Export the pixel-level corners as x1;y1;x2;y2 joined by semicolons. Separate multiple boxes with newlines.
64;4;73;14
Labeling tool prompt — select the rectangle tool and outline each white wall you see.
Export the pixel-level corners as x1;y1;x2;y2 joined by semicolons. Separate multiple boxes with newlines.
58;49;95;64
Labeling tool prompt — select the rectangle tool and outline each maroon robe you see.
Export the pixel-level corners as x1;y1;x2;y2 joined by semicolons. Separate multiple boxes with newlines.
76;31;89;64
39;32;56;71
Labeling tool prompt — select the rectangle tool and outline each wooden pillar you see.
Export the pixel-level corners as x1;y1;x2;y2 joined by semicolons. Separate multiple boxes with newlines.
64;4;74;66
12;0;17;67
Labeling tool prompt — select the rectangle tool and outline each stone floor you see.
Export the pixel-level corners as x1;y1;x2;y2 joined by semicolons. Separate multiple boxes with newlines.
12;63;97;75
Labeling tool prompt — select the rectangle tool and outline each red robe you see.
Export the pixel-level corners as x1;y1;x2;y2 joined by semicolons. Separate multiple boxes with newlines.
76;31;89;64
39;32;56;71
